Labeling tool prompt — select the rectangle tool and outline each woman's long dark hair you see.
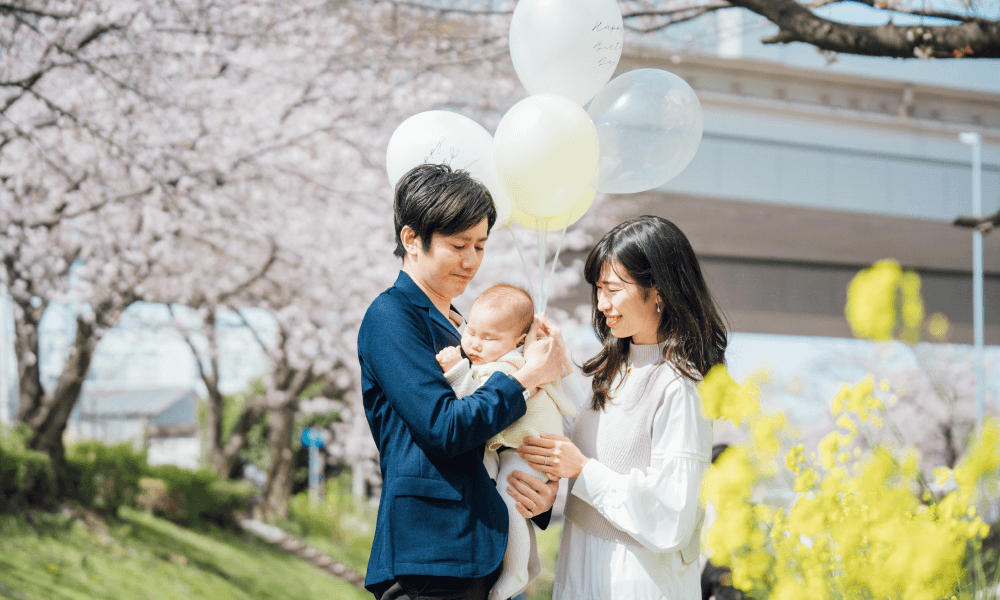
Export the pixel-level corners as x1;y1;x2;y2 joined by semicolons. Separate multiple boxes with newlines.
582;215;728;410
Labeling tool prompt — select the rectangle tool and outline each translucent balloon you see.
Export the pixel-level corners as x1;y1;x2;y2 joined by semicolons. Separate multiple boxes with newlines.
509;0;623;105
587;69;703;194
385;110;511;225
494;94;599;219
510;190;594;232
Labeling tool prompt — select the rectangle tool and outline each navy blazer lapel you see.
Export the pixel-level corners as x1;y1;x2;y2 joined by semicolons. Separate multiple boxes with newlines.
393;271;462;344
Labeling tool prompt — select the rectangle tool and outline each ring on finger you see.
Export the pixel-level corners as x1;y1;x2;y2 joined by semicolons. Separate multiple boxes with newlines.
544;456;548;466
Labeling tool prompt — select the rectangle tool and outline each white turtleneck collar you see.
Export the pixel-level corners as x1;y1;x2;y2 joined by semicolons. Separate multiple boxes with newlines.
628;340;665;368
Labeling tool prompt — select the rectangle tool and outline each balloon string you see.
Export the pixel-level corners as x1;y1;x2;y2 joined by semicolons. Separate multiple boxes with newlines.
508;225;536;300
545;224;569;312
537;223;548;313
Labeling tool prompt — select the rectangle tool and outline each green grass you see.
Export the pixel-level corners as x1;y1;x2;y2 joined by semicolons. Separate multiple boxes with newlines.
526;520;562;600
290;519;561;600
0;507;369;600
276;478;378;577
278;475;563;600
291;520;562;600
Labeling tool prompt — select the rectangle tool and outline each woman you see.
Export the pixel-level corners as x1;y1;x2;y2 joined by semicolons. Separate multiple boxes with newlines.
518;215;728;599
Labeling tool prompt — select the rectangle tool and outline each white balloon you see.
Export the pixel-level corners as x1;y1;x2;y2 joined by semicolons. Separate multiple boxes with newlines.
588;69;703;194
385;110;511;225
509;0;623;105
494;94;599;219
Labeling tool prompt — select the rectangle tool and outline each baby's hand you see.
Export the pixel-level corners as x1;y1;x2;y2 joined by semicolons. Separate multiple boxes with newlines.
436;346;463;372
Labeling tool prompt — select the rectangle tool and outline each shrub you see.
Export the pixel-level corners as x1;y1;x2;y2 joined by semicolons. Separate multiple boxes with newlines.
136;477;170;514
65;441;146;515
144;465;254;526
287;491;338;539
0;429;56;512
285;472;374;541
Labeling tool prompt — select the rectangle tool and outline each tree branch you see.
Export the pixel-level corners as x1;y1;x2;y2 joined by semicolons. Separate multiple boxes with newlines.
622;3;731;33
389;1;512;17
844;0;975;24
216;238;280;304
0;3;73;19
168;304;218;392
727;0;1000;58
232;307;281;365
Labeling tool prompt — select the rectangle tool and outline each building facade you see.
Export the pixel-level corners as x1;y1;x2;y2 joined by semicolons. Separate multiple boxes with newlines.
575;47;1000;345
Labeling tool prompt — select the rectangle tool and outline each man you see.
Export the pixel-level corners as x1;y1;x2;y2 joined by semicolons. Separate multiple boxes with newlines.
358;164;567;600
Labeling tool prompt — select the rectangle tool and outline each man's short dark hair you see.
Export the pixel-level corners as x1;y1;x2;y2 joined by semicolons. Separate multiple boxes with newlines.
393;164;498;259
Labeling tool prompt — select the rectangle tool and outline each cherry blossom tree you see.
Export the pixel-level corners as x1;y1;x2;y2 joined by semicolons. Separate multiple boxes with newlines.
0;0;251;473
2;0;599;514
0;0;414;477
868;343;998;469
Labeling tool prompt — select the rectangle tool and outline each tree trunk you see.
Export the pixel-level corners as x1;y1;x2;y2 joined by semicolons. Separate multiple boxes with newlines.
261;401;296;518
196;311;228;475
217;399;267;479
260;365;314;518
13;299;45;426
24;316;100;487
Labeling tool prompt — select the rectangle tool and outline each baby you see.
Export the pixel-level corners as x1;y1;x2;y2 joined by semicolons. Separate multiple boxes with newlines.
436;283;576;600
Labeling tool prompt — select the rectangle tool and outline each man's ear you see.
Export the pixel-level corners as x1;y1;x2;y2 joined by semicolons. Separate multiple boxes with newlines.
400;226;420;257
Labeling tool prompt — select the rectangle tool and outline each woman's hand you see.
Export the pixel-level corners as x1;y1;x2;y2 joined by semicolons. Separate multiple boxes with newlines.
518;434;588;479
506;470;559;519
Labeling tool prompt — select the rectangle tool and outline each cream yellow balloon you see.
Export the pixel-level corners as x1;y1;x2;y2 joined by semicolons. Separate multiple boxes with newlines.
510;189;594;232
494;94;599;219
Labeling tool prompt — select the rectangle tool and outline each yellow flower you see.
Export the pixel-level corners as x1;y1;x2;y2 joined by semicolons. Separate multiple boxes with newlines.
701;367;990;600
933;466;952;486
699;365;761;426
845;259;927;343
794;467;819;492
845;259;902;341
835;414;856;436
927;312;950;340
899;271;925;339
751;413;787;462
818;431;853;471
953;419;1000;502
785;444;806;474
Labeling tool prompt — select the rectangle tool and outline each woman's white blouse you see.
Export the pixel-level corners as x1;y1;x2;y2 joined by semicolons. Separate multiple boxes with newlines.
553;345;713;600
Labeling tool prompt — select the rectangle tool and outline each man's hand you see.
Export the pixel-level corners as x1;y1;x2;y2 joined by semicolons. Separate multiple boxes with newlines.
436;346;463;372
513;314;573;391
533;314;573;375
506;470;559;519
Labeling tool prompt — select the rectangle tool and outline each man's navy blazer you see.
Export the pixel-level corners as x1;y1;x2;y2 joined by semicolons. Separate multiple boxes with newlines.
358;271;531;594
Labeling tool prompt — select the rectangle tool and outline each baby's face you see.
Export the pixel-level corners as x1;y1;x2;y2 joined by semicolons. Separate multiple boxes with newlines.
461;302;523;365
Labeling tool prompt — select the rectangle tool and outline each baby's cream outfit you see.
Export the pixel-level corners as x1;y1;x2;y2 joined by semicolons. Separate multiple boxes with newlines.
444;349;576;600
